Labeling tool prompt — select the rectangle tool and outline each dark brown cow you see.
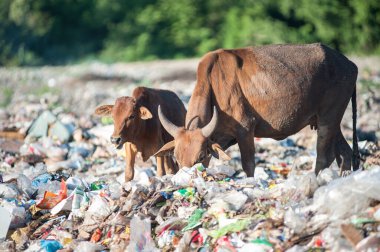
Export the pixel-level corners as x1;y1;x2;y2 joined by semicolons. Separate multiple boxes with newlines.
95;87;186;181
156;43;359;176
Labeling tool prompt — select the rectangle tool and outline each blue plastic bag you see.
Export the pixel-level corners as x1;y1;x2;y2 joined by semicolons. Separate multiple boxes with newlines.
40;240;63;252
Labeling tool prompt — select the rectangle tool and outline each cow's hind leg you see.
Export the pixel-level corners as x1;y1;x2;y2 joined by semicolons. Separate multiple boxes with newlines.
156;156;165;176
335;130;353;176
315;125;338;175
315;80;352;176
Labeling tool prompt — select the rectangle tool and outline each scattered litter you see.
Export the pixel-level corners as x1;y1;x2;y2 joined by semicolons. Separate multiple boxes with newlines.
27;110;74;142
40;240;63;252
127;215;159;252
0;76;379;251
0;206;12;239
209;219;249;239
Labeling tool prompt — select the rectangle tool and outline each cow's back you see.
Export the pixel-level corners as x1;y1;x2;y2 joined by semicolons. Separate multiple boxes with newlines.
206;43;357;138
132;87;186;143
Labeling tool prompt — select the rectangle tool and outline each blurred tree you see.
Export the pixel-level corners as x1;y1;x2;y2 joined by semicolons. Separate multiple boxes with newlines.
0;0;379;66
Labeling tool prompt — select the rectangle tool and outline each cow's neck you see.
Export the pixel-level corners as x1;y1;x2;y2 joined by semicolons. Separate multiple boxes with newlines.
186;87;213;129
185;54;216;130
129;119;157;161
129;118;146;145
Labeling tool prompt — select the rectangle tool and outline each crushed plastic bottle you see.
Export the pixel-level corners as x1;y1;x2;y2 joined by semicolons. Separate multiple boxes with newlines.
127;215;159;252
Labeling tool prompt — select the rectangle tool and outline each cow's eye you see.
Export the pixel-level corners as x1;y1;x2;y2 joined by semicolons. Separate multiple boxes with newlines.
128;115;135;120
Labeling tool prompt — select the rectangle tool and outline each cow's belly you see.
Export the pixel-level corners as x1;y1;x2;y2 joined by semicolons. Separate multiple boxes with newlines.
254;114;312;139
248;93;317;138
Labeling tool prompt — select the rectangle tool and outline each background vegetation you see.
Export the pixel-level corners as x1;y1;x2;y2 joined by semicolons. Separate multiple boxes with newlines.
1;0;380;66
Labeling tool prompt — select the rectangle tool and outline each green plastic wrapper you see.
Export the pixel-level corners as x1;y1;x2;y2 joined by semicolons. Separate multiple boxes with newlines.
209;219;250;239
196;164;205;171
90;181;106;191
174;187;195;198
251;238;273;247
351;218;376;225
182;209;206;232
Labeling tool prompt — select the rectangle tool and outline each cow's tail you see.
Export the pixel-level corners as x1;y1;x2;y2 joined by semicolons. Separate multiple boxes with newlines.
352;86;360;170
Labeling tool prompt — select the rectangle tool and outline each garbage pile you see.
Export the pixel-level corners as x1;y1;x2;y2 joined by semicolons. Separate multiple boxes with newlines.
0;106;379;252
1;62;380;251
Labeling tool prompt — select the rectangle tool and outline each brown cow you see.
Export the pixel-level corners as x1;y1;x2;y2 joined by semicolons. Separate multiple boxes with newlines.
155;43;359;176
95;87;186;181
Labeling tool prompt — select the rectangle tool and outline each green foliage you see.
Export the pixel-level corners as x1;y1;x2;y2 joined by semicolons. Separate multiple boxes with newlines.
0;0;379;66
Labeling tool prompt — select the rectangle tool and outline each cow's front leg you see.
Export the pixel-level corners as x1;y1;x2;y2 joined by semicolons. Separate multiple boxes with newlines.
125;142;137;182
202;156;211;168
156;156;165;177
237;132;256;177
163;156;177;175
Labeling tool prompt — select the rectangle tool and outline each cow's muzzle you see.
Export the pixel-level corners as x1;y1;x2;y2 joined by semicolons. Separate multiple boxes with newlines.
110;136;121;146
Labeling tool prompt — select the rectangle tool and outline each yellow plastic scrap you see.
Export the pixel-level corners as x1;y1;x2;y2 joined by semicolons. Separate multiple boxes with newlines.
268;181;277;189
269;165;291;176
29;204;43;217
11;227;29;243
62;237;73;246
101;238;112;246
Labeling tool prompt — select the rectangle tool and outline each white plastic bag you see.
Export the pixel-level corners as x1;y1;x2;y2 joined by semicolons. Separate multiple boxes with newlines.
171;166;196;187
313;166;380;220
127;215;159;252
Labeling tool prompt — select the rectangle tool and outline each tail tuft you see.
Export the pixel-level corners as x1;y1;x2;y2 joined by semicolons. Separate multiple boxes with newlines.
352;86;360;170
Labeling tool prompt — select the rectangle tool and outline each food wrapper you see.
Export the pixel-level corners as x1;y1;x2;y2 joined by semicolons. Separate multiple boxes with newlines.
90;228;102;243
37;180;67;209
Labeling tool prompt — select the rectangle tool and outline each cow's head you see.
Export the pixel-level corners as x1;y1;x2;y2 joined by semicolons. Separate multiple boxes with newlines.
94;97;152;149
155;106;230;168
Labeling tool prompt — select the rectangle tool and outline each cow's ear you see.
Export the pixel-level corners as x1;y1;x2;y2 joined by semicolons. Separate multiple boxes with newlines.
154;140;175;157
95;105;113;116
209;143;231;161
139;106;153;120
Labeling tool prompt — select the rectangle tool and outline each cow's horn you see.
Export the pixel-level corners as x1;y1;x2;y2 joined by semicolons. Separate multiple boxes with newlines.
201;106;218;138
158;105;179;137
186;116;200;130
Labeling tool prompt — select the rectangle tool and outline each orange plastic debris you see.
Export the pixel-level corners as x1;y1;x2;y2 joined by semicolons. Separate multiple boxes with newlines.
91;228;102;243
36;179;67;209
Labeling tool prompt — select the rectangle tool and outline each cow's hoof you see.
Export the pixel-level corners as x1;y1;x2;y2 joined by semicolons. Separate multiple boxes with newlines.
125;175;134;182
341;170;352;177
